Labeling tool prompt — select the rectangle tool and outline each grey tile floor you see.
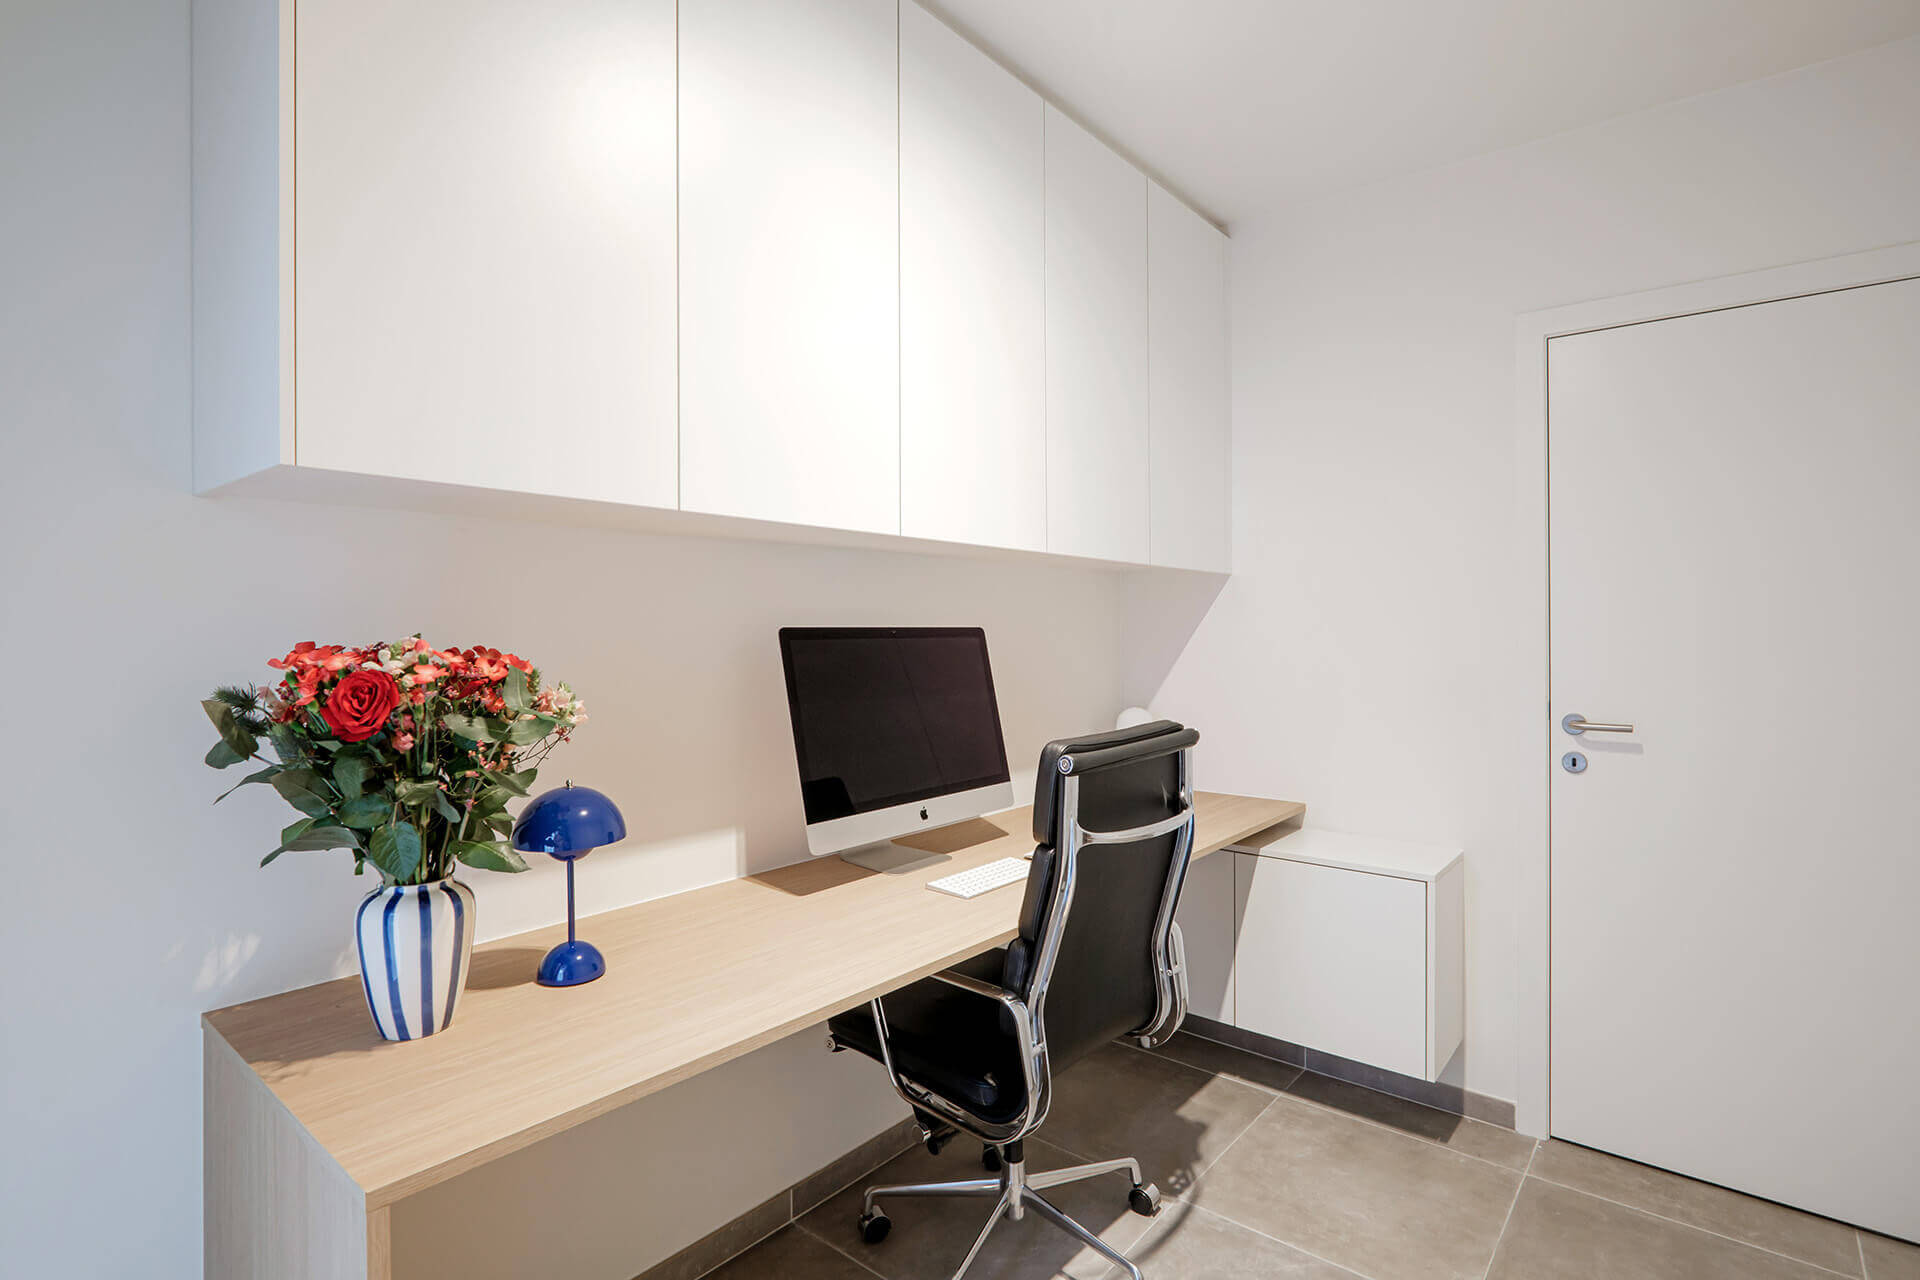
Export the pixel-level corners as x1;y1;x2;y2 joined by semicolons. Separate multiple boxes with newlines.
706;1034;1920;1280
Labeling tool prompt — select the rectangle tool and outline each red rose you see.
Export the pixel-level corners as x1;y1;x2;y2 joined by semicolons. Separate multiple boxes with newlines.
320;669;401;743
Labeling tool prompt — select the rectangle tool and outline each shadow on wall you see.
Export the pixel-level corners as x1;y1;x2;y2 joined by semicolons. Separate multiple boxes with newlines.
1119;567;1231;713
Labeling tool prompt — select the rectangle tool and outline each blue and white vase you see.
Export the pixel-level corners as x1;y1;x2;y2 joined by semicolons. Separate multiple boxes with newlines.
354;878;476;1042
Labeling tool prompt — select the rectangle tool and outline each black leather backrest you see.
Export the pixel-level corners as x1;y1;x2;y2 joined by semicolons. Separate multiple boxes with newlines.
1003;721;1196;1072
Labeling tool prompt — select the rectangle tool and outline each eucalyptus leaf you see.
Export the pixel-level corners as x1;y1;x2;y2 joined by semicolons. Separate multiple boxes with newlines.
338;794;391;829
204;740;245;770
368;822;423;882
440;712;498;744
214;765;280;804
203;699;261;761
450;840;529;874
503;666;532;715
271;768;332;818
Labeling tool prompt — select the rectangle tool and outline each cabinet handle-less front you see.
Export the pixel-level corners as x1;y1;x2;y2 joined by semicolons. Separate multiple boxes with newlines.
1561;714;1635;736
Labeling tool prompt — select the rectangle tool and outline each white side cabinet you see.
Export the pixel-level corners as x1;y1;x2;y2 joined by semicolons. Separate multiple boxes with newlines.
1229;830;1464;1082
1043;106;1150;563
193;0;679;505
1174;843;1238;1023
899;3;1046;552
678;0;901;535
1147;183;1231;572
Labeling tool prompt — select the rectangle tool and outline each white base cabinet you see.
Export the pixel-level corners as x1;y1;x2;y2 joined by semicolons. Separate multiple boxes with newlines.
1174;841;1238;1023
1224;830;1463;1083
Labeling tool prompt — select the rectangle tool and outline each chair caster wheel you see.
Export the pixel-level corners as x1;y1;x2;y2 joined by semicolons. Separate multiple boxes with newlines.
858;1210;892;1244
1128;1183;1161;1216
982;1146;1002;1172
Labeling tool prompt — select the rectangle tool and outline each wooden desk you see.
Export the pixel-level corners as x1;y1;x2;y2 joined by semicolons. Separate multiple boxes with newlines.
203;791;1305;1279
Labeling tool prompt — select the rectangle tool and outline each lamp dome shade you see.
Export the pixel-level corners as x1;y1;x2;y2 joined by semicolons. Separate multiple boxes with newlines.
512;784;627;858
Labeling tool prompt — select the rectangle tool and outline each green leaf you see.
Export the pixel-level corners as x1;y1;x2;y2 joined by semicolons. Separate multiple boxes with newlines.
469;785;510;817
332;753;373;799
338;794;391;829
485;768;538;798
280;816;314;845
202;699;259;761
394;778;443;808
368;821;423;882
204;740;245;769
266;723;305;765
504;714;559;746
440;712;499;743
430;790;463;825
214;765;279;804
503;666;532;715
271;768;332;817
450;840;529;874
283;825;358;851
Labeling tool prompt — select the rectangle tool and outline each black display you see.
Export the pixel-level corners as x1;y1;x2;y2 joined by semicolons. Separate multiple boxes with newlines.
779;627;1012;823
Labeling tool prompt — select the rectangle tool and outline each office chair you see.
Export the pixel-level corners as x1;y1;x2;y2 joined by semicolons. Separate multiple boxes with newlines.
826;720;1199;1280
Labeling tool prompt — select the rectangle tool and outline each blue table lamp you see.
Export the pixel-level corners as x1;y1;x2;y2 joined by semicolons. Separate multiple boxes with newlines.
512;782;627;987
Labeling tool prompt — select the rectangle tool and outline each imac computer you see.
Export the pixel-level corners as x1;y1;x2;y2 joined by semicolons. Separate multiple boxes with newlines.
779;626;1015;872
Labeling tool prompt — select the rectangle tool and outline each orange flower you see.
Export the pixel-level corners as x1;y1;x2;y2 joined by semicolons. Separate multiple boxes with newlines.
410;662;442;682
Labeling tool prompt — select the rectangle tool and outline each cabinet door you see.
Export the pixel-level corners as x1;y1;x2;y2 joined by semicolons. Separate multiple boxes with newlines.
1234;854;1428;1079
1044;107;1148;562
679;0;899;534
294;0;677;507
1147;184;1231;571
1174;850;1237;1024
899;4;1045;551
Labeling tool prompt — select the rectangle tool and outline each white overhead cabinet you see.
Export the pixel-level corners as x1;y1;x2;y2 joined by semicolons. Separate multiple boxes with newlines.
1043;106;1151;563
898;3;1047;552
677;0;901;535
193;1;1229;572
193;0;679;506
1147;184;1231;572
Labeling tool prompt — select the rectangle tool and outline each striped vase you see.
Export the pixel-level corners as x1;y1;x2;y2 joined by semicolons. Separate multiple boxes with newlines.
354;878;476;1042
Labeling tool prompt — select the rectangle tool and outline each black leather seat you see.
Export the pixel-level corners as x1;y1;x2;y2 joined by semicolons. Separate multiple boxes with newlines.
826;720;1200;1280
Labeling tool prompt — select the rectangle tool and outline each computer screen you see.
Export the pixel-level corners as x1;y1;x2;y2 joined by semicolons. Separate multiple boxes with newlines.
779;627;1011;826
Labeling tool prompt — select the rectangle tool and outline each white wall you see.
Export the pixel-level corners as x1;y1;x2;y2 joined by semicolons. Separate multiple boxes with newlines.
1134;35;1920;1121
0;4;1128;1276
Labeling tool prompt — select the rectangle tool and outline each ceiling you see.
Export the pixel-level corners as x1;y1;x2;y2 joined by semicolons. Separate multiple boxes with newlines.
926;0;1920;227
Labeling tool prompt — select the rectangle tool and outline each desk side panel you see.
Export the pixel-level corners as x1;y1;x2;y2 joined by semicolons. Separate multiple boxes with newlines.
205;1025;375;1280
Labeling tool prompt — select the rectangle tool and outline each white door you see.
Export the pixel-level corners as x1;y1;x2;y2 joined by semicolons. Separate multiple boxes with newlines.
899;2;1046;552
1044;106;1149;563
294;0;678;508
1549;276;1920;1240
678;0;899;534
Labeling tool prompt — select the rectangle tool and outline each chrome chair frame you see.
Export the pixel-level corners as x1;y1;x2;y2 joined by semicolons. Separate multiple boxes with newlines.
829;744;1196;1280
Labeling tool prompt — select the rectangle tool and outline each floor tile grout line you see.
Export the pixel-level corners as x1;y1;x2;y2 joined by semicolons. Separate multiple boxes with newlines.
1479;1139;1540;1279
1523;1172;1865;1279
1857;1228;1870;1280
1132;1038;1537;1178
791;1217;894;1280
1167;1199;1378;1280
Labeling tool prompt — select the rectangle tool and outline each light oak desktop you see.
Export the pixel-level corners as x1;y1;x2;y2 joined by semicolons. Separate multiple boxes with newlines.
202;791;1304;1280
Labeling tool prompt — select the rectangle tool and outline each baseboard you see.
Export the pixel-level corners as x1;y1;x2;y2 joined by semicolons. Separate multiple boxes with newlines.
1183;1015;1517;1130
633;1117;920;1280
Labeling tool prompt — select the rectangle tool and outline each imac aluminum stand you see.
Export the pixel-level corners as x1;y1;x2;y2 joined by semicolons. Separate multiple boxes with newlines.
839;841;953;875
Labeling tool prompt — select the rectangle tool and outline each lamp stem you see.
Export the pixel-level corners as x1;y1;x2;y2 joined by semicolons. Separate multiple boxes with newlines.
566;859;577;944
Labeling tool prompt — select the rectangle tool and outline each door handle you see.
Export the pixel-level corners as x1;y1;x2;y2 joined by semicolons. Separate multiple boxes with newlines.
1562;713;1634;736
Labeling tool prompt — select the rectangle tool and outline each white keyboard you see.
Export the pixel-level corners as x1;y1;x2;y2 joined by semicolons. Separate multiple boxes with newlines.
928;856;1030;899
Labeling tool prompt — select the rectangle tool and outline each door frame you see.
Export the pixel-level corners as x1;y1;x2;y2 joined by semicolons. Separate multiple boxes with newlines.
1508;240;1920;1138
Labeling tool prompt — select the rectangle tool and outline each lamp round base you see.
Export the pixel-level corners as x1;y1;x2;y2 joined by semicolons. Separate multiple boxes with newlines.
537;939;606;987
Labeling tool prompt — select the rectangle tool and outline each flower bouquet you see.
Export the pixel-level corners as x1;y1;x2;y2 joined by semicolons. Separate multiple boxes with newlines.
203;637;587;1039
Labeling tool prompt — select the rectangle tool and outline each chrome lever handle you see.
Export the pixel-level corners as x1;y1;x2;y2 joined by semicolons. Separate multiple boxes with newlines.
1562;713;1634;736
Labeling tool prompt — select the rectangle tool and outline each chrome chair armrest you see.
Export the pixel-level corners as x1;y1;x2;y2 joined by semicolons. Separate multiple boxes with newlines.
929;967;1018;1004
